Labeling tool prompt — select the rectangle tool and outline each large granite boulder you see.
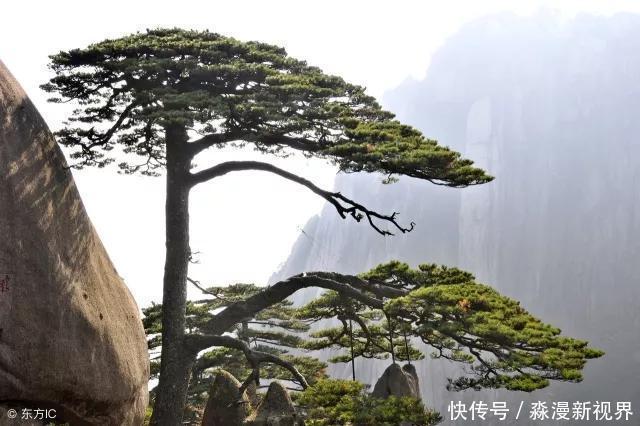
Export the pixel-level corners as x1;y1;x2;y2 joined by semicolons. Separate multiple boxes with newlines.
371;363;421;400
201;370;250;426
245;381;301;426
0;61;149;424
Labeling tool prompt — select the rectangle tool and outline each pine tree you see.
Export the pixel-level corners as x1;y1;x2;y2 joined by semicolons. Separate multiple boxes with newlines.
295;261;603;392
143;283;327;423
141;261;603;423
43;28;598;425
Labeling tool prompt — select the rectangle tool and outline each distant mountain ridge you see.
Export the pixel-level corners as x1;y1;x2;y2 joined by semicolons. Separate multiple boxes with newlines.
271;12;640;425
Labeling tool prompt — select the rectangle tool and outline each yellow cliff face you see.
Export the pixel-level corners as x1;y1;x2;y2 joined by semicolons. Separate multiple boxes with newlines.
0;60;148;425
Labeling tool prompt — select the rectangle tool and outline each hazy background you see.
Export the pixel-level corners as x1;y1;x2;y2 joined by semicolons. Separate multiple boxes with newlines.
2;1;640;309
271;11;640;425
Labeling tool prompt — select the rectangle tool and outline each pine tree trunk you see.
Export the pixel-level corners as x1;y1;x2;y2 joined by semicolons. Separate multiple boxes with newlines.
151;124;194;426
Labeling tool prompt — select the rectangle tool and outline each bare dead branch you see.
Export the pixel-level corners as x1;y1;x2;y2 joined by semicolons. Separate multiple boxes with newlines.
189;160;414;235
187;277;232;303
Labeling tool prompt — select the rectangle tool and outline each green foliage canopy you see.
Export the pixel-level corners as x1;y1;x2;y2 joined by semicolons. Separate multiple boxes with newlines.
295;261;604;392
41;28;492;188
296;379;441;426
141;260;602;422
144;260;602;398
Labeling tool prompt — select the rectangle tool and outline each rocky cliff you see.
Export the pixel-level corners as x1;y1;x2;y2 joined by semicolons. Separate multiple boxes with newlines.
0;60;148;425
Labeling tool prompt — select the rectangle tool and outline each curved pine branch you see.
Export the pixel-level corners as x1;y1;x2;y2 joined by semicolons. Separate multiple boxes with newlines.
201;273;386;338
190;160;414;235
184;334;309;393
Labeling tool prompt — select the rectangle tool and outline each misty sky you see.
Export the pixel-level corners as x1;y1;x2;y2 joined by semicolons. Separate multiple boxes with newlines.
2;0;640;308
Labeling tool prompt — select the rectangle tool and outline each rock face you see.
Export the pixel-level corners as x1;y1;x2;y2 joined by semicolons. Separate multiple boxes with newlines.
246;381;300;426
0;61;149;424
371;364;420;400
201;370;250;426
400;364;420;398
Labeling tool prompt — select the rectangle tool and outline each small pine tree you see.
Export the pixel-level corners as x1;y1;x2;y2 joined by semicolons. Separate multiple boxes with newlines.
296;262;603;392
142;261;602;423
296;378;441;426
